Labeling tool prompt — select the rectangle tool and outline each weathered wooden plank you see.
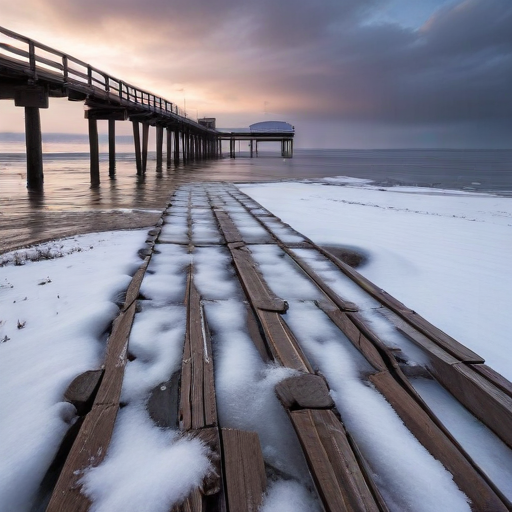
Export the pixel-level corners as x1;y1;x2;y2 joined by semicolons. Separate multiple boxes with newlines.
378;308;460;367
180;276;218;431
123;256;150;310
369;371;509;512
344;430;391;512
404;312;484;363
173;428;226;512
290;409;380;512
245;304;271;363
46;302;137;512
221;429;266;512
470;363;512;398
285;249;358;312
227;243;287;313
317;301;386;372
275;374;334;410
377;309;512;448
189;282;206;430
257;310;312;373
430;361;512;450
64;369;104;416
180;326;193;431
314;247;484;363
213;210;243;243
202;308;217;429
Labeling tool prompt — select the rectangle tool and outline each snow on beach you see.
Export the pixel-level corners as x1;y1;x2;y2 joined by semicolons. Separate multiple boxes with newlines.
0;230;148;511
240;178;512;382
1;178;512;511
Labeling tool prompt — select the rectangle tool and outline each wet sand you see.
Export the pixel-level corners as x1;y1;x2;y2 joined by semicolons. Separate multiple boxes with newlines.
2;149;511;254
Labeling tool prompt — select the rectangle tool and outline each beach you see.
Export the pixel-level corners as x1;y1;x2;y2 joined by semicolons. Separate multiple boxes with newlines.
1;149;512;511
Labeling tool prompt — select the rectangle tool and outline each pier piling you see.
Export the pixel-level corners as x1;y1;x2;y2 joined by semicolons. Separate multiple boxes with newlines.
24;106;44;190
142;123;149;174
156;125;163;171
132;121;143;175
88;118;100;186
108;119;116;177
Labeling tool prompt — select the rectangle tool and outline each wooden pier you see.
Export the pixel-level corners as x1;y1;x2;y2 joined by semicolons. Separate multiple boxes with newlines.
35;183;512;512
0;27;296;191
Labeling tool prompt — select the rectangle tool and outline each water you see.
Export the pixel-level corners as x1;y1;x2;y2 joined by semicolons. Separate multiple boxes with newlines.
1;133;511;252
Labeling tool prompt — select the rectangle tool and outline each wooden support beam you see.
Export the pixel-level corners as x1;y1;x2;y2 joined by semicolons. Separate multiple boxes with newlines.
24;106;44;190
156;125;163;171
108;119;115;177
166;128;172;168
175;127;180;165
132;121;142;175
88;117;100;187
142;123;149;174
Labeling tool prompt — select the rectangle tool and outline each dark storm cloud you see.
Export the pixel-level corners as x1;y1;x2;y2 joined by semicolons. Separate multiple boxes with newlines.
36;0;512;127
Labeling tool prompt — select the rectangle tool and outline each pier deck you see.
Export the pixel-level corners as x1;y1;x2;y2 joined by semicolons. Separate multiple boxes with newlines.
38;183;512;512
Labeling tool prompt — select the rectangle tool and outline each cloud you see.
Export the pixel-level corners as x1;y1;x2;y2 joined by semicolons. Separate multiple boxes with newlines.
2;0;512;144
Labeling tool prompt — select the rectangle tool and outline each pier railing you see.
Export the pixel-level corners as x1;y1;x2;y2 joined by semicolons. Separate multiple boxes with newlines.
0;26;187;119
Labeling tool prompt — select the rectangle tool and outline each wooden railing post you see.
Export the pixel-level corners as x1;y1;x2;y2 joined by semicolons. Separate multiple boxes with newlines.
62;55;68;82
28;41;37;80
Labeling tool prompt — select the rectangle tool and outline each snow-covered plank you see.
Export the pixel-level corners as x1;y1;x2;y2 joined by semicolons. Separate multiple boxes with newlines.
381;308;512;448
213;210;243;244
431;361;512;450
369;370;508;511
221;428;266;512
257;310;312;373
122;255;150;310
320;248;484;363
47;301;138;512
316;301;386;372
227;243;287;313
174;428;226;512
244;304;272;362
179;277;217;431
290;408;381;512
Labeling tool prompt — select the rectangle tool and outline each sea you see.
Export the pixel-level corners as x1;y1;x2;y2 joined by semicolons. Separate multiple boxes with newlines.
1;132;511;251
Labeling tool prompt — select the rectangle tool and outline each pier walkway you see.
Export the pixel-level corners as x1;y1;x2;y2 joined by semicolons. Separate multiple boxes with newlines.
39;183;512;512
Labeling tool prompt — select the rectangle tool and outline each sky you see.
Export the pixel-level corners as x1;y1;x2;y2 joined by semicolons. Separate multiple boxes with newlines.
1;0;512;148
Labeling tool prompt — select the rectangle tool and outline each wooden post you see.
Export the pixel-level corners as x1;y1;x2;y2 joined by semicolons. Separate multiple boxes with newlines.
142;123;149;173
290;138;294;158
132;121;142;175
24;107;44;190
156;125;163;171
166;128;172;168
182;130;186;162
88;117;100;186
250;139;253;158
174;127;180;165
255;140;258;156
108;119;116;177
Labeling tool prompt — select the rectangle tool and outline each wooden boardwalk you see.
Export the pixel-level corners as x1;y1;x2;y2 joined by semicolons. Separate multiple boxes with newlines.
36;183;512;511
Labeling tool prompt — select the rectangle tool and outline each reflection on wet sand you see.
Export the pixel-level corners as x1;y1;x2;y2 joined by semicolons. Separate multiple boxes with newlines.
0;157;294;253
